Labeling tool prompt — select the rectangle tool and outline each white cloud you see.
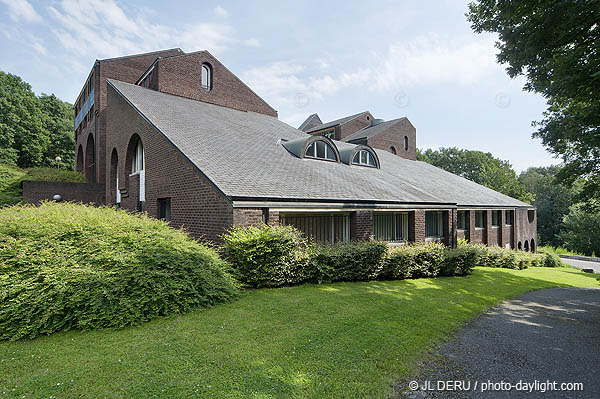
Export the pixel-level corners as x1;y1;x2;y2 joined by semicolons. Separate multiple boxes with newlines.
213;6;229;17
243;34;500;110
46;0;258;60
0;0;41;23
31;42;47;55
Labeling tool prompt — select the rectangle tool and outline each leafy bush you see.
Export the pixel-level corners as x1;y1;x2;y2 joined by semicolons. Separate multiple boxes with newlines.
0;202;238;340
441;245;479;276
221;224;312;288
542;252;562;267
383;242;446;279
311;241;389;283
25;167;85;183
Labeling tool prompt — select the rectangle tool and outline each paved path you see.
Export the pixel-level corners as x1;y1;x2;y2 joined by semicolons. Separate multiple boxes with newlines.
396;287;600;399
560;257;600;274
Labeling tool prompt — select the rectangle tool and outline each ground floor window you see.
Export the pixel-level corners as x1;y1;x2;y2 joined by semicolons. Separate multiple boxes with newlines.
373;212;408;242
475;210;486;228
158;198;171;221
505;210;514;225
425;211;444;239
457;210;466;230
280;213;349;243
491;210;500;226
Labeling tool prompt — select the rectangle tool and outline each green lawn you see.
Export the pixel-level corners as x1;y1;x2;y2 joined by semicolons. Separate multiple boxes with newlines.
1;267;598;399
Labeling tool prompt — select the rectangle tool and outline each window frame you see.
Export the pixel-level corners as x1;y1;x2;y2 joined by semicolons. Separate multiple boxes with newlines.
201;63;212;91
305;140;337;162
505;210;514;226
352;149;377;167
425;211;445;239
457;210;467;230
491;210;500;227
158;198;171;222
474;210;486;229
131;139;144;175
373;212;409;243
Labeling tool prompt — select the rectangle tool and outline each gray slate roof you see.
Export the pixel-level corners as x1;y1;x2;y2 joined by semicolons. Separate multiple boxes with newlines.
343;118;407;142
298;113;321;131
304;111;368;133
108;79;530;207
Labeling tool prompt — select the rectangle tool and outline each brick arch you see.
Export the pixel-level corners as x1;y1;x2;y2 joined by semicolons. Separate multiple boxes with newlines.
518;241;522;250
84;133;95;183
530;238;535;252
76;145;84;173
524;240;529;251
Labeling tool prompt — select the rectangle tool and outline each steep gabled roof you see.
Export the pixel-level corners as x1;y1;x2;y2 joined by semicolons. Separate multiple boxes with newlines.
107;79;531;207
343;118;408;142
298;113;322;131
304;111;370;133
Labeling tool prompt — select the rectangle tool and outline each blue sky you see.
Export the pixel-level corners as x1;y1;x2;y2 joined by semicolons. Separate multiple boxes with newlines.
0;0;559;172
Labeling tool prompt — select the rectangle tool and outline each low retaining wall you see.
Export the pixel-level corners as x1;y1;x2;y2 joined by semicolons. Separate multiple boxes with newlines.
22;181;106;205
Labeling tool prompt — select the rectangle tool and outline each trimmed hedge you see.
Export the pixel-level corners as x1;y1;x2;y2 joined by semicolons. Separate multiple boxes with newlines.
220;224;312;288
0;202;239;340
461;242;564;270
311;241;389;282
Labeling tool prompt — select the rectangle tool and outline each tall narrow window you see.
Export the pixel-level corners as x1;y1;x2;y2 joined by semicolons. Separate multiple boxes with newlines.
158;198;171;221
132;139;144;173
475;210;486;228
505;210;514;225
404;136;409;151
201;63;212;91
457;210;466;230
390;146;397;155
491;210;500;226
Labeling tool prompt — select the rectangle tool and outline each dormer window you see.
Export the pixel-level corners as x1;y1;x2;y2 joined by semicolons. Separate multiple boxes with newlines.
352;149;377;167
305;140;337;161
201;63;212;91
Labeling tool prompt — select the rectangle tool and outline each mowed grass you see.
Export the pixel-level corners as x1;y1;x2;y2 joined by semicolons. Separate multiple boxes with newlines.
1;267;598;399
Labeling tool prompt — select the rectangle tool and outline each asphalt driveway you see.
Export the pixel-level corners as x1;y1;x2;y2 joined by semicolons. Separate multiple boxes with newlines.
397;287;600;399
560;257;600;274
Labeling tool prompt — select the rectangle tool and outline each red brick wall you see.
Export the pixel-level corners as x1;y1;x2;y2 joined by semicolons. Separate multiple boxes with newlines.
515;208;537;251
366;118;417;160
106;84;233;242
156;52;277;117
74;50;183;186
233;208;263;227
351;210;372;241
22;181;105;205
338;112;373;140
412;210;426;243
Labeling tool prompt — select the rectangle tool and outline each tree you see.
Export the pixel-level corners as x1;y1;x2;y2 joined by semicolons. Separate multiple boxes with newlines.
467;1;600;207
0;71;74;169
418;147;534;203
518;165;578;247
39;94;75;169
560;205;600;256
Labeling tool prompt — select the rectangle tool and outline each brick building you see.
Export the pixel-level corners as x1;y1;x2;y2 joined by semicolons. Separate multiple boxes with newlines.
71;49;537;250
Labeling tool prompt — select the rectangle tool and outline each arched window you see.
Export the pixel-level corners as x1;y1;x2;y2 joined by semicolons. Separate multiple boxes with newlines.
110;149;120;204
524;240;529;251
518;241;522;250
132;139;144;173
352;149;377;167
201;63;212;91
404;136;409;151
530;239;535;252
305;140;337;161
390;146;397;155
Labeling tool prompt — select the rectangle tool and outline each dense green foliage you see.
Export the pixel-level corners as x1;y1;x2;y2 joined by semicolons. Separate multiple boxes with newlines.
0;202;238;340
0;163;84;206
220;224;312;287
467;1;600;208
0;71;74;169
417;147;533;203
519;165;578;247
223;225;478;288
311;241;389;282
0;268;596;398
462;242;562;270
559;205;600;256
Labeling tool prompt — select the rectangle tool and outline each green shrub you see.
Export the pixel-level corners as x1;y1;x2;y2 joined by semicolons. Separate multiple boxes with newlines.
221;224;312;288
383;242;446;279
441;245;478;276
0;202;238;340
25;167;86;183
311;241;389;282
542;252;562;267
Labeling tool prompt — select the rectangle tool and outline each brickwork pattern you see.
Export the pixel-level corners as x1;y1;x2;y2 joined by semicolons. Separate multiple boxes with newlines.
366;118;417;161
22;181;105;205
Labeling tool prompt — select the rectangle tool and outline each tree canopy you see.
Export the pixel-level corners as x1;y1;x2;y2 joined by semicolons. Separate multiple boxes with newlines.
417;147;533;204
0;71;74;169
467;0;600;207
519;165;579;247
